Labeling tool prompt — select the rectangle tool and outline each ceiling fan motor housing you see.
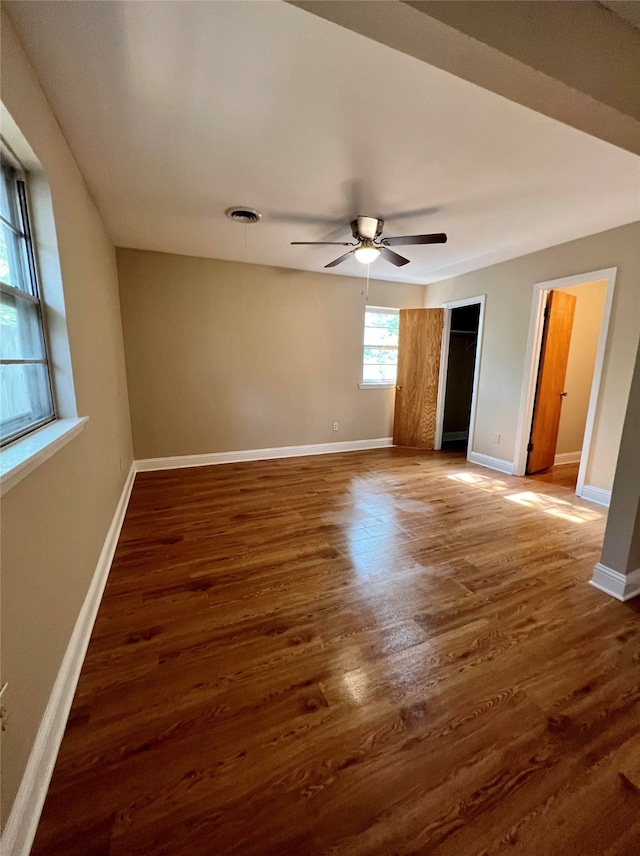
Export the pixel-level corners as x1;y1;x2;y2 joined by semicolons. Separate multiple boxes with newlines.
352;216;383;241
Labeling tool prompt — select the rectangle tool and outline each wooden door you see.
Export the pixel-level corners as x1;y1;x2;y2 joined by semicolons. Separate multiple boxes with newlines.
526;290;576;473
393;308;444;448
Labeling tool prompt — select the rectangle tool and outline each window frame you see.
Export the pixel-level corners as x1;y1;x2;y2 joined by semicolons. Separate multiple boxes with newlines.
0;149;56;446
360;305;400;389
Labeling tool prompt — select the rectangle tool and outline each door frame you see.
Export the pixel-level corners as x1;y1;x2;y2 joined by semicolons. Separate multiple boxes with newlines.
513;267;617;496
434;295;486;454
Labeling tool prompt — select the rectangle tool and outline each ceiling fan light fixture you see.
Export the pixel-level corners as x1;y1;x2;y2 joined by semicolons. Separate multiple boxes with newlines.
354;242;380;264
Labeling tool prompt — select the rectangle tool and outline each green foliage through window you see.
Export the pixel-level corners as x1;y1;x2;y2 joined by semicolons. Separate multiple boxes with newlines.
0;156;54;444
362;307;399;384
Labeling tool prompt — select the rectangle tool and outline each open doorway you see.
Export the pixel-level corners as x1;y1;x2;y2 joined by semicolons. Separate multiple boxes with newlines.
514;268;617;501
434;296;485;455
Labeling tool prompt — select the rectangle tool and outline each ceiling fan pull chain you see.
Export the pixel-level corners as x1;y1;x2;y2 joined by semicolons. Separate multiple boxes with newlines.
366;264;370;301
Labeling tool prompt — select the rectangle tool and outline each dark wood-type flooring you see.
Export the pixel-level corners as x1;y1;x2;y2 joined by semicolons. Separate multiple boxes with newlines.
32;450;640;855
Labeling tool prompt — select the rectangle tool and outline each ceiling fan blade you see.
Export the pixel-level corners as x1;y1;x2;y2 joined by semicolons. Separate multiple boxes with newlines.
379;246;410;267
291;241;354;246
382;233;447;247
325;250;355;268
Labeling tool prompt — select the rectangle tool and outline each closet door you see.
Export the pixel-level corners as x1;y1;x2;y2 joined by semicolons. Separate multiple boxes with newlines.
393;309;444;448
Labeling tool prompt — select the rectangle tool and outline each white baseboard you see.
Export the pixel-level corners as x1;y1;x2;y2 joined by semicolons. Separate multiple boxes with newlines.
590;563;640;602
554;451;581;466
1;463;136;856
467;451;515;476
442;431;468;442
136;437;393;472
580;485;611;507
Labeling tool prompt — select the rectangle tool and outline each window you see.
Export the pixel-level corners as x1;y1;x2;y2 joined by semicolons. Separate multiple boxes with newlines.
362;306;400;385
0;154;55;445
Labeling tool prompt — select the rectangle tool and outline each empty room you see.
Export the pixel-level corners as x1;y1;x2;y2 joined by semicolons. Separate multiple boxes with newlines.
1;2;640;855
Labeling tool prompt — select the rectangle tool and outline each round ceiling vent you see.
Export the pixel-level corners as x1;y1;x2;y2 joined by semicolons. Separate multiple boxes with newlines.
225;207;262;224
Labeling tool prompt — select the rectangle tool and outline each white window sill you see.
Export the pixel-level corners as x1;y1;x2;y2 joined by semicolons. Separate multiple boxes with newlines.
359;383;396;389
0;417;88;496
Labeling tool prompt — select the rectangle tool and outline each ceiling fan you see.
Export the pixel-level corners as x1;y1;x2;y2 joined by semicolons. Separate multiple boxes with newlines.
291;216;447;268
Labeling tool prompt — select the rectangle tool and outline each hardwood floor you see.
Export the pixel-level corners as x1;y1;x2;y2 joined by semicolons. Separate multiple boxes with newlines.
527;461;579;491
31;449;640;855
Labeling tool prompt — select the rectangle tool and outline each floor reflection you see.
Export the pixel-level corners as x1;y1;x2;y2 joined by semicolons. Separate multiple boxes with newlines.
342;668;369;704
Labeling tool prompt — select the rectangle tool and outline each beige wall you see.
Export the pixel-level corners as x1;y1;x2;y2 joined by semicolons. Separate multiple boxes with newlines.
117;249;424;460
601;338;640;574
425;221;640;491
0;10;133;828
556;280;607;456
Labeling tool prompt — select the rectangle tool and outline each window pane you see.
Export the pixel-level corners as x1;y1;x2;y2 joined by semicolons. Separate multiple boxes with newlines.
0;162;20;227
1;292;47;360
364;325;399;346
363;364;397;383
364;346;397;365
0;158;54;445
365;311;399;330
0;221;27;288
362;308;399;385
1;362;54;443
0;174;13;224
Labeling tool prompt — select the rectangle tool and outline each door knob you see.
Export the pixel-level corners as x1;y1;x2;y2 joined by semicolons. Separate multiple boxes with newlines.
561;391;568;397
396;385;402;390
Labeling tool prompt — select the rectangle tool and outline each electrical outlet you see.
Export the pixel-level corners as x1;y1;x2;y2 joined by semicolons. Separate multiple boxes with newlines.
333;422;339;432
494;433;501;444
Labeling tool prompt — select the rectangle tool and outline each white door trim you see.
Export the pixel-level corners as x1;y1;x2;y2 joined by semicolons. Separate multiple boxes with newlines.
434;295;486;459
434;309;452;450
513;267;617;499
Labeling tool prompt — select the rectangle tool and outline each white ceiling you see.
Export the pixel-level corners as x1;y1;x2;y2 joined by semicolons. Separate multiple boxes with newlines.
6;0;640;284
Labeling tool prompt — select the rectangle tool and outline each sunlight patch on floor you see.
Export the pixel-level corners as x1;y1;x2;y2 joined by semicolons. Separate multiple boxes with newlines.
505;491;602;524
447;472;509;493
447;472;602;525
